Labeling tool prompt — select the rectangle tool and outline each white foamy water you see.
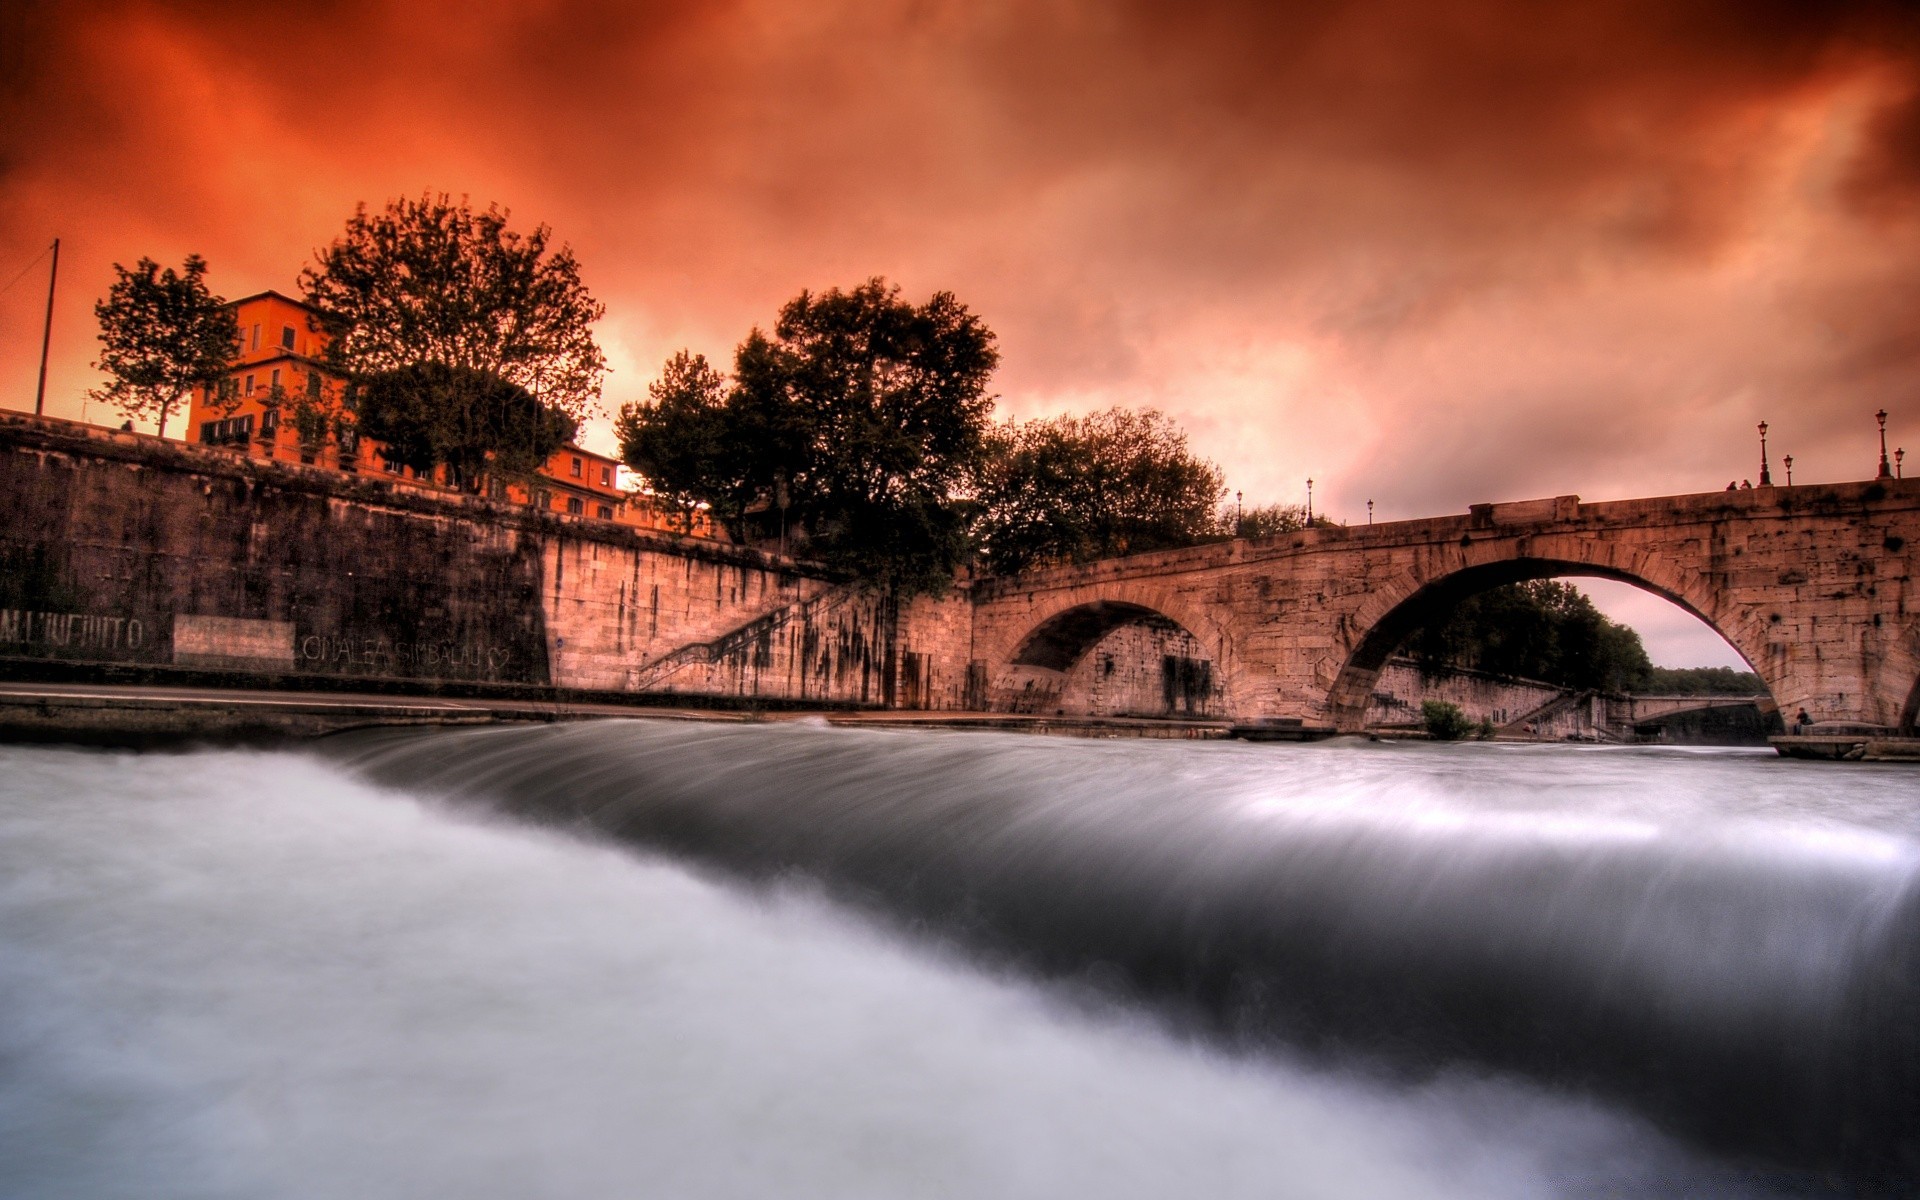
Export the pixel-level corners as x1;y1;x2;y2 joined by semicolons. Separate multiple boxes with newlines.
0;742;1803;1199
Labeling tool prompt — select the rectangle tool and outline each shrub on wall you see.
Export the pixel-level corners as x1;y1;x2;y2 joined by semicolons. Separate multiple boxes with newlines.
1422;700;1474;741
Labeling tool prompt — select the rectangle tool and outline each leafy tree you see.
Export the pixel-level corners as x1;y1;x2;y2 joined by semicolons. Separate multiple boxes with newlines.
355;363;576;487
89;255;239;438
1640;665;1766;695
619;279;998;594
1407;580;1654;693
1221;501;1310;540
973;407;1224;575
614;352;742;534
299;194;604;486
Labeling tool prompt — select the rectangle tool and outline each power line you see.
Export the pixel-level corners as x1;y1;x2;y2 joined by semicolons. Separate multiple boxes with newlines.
0;242;54;301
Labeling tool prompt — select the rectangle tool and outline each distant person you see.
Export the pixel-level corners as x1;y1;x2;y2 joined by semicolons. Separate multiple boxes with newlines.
1740;479;1753;489
120;420;133;432
1794;707;1811;734
1726;481;1738;491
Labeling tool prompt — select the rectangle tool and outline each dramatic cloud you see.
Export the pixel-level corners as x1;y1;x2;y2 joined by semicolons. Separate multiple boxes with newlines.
4;0;1919;662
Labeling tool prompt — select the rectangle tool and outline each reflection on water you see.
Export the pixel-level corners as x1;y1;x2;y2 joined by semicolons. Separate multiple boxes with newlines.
1;728;1912;1196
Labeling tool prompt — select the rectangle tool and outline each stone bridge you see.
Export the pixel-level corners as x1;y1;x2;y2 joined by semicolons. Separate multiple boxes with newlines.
969;481;1920;733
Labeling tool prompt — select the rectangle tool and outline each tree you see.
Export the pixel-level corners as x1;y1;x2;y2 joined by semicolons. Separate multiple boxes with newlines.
1640;665;1766;695
614;352;742;534
1222;502;1310;540
89;255;239;438
299;194;605;486
973;407;1224;575
618;279;999;594
1407;580;1654;693
354;363;576;487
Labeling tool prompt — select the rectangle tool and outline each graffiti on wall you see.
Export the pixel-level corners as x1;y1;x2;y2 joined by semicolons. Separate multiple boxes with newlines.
298;633;513;675
0;609;150;654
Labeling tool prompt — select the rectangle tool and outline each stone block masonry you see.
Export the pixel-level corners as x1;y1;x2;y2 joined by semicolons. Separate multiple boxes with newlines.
973;482;1920;732
0;414;974;710
13;411;1916;732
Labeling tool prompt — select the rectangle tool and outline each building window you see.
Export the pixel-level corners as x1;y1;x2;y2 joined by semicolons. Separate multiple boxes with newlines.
270;368;280;391
566;497;584;515
281;325;296;349
600;465;611;486
596;504;613;520
250;324;261;351
308;372;322;399
244;373;255;394
570;456;582;478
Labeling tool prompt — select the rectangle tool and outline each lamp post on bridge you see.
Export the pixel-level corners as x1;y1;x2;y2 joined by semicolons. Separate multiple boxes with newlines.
1757;421;1771;486
1367;498;1374;525
1877;410;1893;479
1784;455;1793;486
1306;478;1313;525
1899;448;1906;480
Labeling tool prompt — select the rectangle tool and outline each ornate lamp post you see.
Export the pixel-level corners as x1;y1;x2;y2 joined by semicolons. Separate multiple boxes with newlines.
1898;448;1906;480
1305;478;1313;525
1757;421;1771;486
1877;410;1893;479
1367;498;1374;525
1783;454;1793;486
1235;490;1242;534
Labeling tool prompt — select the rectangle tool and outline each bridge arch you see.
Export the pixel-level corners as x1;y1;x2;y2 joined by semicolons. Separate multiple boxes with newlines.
1322;537;1779;733
986;588;1241;718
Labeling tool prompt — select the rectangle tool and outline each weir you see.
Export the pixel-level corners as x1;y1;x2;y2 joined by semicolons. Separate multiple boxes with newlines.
327;720;1920;1180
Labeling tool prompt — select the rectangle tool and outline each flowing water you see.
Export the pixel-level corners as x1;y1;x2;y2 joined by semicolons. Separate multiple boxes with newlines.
1;721;1915;1197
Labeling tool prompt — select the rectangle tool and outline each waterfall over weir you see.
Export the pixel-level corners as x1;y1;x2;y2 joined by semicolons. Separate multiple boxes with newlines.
331;720;1920;1182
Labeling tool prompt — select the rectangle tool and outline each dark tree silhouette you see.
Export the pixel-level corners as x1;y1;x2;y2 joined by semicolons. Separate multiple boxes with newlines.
300;194;604;484
619;279;998;594
973;407;1224;576
89;255;239;438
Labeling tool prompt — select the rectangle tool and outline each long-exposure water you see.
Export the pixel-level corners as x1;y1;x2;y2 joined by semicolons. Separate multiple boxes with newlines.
2;721;1915;1197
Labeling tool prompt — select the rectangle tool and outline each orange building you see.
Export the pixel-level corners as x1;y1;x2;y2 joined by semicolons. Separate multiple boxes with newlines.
183;291;717;538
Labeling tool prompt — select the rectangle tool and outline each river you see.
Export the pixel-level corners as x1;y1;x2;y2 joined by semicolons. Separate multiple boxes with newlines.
1;721;1914;1197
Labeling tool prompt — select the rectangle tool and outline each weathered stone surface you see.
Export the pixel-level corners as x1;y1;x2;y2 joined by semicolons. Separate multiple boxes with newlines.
0;415;969;710
973;485;1920;731
9;414;1917;731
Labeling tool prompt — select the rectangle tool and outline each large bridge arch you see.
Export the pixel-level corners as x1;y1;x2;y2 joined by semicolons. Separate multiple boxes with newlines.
1321;534;1780;733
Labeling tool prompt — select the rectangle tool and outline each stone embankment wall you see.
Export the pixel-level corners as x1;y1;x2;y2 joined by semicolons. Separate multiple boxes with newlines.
0;415;974;709
1365;659;1566;729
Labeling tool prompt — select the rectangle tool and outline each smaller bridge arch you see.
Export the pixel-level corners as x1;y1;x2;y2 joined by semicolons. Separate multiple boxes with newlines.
985;590;1240;718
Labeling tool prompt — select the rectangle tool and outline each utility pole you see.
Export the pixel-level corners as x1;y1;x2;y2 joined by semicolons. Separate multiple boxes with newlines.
34;238;60;417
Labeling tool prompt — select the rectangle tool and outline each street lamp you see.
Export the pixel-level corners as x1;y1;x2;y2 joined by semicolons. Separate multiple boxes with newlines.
1783;454;1793;486
1757;421;1771;486
1305;478;1314;525
1898;448;1906;480
1877;409;1892;479
1367;498;1374;525
1235;490;1243;534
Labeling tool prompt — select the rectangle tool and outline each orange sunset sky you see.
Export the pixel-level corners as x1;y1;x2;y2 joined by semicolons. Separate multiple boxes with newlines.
4;0;1918;664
